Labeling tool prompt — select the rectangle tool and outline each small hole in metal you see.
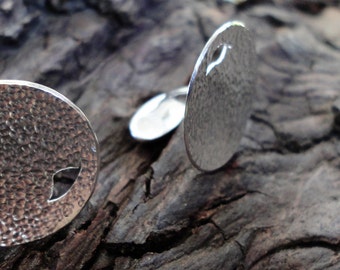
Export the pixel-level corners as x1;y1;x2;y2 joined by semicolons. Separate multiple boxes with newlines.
49;167;81;201
206;44;230;76
211;45;224;62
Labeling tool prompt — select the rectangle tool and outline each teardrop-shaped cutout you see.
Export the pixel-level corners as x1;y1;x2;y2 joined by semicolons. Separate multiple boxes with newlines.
206;44;232;76
49;167;81;201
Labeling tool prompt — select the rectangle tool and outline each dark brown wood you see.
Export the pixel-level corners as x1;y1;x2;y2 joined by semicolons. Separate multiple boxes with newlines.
0;0;340;269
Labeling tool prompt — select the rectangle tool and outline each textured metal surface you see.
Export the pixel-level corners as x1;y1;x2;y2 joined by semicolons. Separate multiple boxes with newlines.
0;80;99;246
184;22;256;171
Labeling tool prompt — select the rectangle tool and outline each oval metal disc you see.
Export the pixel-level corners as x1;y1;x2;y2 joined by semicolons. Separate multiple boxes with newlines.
0;80;99;246
184;22;256;171
129;87;187;141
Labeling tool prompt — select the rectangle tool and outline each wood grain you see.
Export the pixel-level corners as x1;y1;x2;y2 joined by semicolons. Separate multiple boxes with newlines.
0;0;339;269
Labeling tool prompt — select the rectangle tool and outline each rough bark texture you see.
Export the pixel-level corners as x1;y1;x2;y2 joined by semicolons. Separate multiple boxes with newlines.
1;0;340;269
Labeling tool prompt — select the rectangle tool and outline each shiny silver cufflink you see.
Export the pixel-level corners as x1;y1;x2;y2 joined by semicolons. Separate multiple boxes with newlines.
0;80;99;246
129;21;256;172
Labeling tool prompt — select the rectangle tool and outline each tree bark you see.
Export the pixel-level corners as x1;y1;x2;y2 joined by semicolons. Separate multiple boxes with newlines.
0;0;339;269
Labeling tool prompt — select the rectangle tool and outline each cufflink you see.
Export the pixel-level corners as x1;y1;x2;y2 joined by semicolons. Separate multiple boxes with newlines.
129;21;256;171
0;80;99;246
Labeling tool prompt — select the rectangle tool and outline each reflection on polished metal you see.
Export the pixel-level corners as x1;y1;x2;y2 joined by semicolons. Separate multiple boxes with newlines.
129;86;188;141
129;21;256;171
0;80;99;246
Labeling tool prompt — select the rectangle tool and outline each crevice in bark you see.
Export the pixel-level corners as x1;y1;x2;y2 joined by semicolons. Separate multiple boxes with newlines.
249;237;340;269
251;112;337;154
102;216;216;260
80;203;119;270
276;131;335;154
103;228;192;259
143;167;154;200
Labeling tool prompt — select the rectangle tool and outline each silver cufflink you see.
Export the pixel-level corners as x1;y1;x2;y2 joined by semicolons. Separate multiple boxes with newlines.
129;21;256;172
0;80;99;246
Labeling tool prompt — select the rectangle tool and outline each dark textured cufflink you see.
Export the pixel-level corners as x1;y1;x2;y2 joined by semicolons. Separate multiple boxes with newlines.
0;80;99;246
129;21;256;172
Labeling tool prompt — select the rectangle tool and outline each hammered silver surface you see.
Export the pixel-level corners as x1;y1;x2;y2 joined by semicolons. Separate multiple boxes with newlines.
184;22;256;171
0;80;99;246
